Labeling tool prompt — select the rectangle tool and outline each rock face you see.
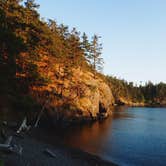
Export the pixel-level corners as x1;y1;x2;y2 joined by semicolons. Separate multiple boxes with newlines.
30;57;115;123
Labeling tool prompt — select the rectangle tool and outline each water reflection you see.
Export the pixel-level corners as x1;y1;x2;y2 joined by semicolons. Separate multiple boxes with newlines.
112;106;134;119
45;106;166;166
63;117;113;154
2;106;166;166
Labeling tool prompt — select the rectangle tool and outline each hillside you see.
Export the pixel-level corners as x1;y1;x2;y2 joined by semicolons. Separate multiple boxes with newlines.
0;1;166;125
0;0;114;123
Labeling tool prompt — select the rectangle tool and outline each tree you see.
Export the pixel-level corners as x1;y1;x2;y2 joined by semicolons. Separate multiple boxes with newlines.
90;34;104;75
81;32;91;63
24;0;39;10
67;28;84;66
58;24;69;39
48;19;58;33
0;1;25;94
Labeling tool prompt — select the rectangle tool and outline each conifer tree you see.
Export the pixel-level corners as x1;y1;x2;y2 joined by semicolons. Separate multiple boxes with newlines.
67;28;83;66
81;32;91;63
24;0;39;10
90;34;104;74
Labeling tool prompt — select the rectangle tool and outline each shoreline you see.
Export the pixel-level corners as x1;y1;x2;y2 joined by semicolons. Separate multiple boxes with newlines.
0;123;117;166
114;103;166;108
1;105;165;165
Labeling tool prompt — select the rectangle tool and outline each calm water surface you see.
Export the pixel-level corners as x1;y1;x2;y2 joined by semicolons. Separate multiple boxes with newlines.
1;107;166;166
52;107;166;166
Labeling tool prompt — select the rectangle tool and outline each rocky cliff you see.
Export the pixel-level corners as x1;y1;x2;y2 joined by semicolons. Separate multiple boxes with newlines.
29;56;115;123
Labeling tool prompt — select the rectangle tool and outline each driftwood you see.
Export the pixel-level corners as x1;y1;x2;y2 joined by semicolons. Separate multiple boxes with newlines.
17;117;31;134
0;136;23;155
0;144;10;149
44;148;56;158
34;100;49;128
0;121;24;155
0;136;13;152
0;144;23;155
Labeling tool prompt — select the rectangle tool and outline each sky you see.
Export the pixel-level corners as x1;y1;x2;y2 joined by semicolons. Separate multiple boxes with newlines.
35;0;166;84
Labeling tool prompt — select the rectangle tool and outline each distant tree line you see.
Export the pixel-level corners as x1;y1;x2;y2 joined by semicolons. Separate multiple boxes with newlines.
106;76;166;105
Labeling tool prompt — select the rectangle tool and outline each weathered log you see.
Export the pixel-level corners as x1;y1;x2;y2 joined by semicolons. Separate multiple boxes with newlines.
0;143;13;153
17;117;27;134
34;100;49;128
0;136;13;152
17;117;31;134
44;148;56;158
0;143;23;155
0;144;10;149
0;133;23;155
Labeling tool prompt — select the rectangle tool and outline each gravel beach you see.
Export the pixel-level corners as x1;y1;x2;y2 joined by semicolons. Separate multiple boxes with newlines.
0;123;117;166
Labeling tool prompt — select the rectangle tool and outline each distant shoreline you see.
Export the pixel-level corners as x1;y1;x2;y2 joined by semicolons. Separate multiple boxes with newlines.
114;102;166;108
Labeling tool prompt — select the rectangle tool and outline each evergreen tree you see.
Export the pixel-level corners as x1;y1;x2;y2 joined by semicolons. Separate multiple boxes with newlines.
67;27;83;66
81;32;91;63
90;34;104;74
48;19;57;33
24;0;39;10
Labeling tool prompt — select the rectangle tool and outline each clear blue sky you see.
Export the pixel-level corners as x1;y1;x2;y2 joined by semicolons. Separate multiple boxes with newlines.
36;0;166;84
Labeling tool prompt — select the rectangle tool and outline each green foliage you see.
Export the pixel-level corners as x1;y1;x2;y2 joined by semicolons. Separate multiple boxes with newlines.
2;0;165;112
81;34;104;74
81;33;91;63
106;76;166;105
0;0;104;84
25;0;40;10
0;0;106;113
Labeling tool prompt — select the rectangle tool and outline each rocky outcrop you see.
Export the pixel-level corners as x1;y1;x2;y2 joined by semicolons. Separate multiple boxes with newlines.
30;56;115;123
115;98;145;107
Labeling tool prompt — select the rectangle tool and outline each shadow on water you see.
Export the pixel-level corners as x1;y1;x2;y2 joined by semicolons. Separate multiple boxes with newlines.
33;106;166;166
32;114;114;155
2;106;166;166
31;106;132;154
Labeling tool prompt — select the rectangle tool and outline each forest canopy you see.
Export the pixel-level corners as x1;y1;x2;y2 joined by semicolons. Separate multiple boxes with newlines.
0;0;166;109
0;0;103;88
106;76;166;106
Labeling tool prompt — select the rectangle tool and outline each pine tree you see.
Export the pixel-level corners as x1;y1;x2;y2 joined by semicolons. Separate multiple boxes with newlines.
48;19;58;33
24;0;39;10
81;32;91;63
90;34;104;75
67;28;83;66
